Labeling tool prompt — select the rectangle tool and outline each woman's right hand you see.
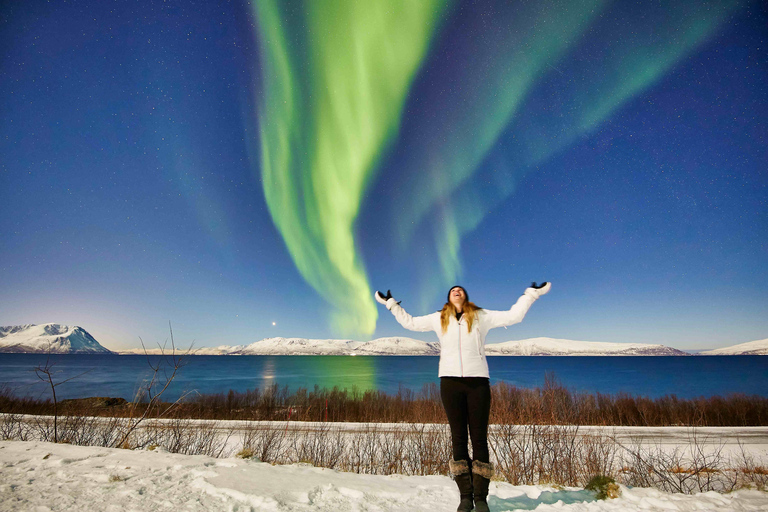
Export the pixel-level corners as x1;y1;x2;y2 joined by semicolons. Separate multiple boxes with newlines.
375;290;396;306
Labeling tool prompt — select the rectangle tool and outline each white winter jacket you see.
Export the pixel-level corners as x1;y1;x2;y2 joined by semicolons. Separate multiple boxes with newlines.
385;289;542;378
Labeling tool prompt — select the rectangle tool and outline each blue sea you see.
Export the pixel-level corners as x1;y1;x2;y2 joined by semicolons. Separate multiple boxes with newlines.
0;354;766;402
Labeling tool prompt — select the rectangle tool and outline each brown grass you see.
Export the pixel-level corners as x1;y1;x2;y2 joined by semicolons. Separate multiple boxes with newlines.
3;375;768;426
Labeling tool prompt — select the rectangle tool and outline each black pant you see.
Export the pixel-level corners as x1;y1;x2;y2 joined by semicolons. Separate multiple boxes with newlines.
440;376;491;463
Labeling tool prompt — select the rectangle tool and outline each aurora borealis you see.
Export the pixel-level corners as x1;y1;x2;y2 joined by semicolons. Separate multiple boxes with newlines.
0;0;766;350
251;0;446;336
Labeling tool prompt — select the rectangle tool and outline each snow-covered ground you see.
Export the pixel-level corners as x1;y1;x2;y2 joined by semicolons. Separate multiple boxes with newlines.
1;439;767;511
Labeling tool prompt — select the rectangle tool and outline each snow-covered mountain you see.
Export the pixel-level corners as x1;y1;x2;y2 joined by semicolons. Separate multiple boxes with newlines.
114;336;685;356
239;337;363;355
117;339;366;356
351;337;439;355
700;338;768;355
117;345;246;356
0;324;113;354
237;337;440;355
485;337;687;356
115;337;439;356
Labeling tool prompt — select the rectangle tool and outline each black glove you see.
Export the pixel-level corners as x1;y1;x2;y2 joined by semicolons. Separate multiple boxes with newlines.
375;289;400;306
526;282;552;298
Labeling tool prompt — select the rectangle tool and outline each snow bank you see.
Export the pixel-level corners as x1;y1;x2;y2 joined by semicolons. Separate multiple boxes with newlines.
1;440;766;511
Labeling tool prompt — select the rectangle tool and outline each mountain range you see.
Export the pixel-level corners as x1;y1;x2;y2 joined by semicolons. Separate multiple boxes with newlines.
116;337;440;356
111;336;711;356
2;324;765;356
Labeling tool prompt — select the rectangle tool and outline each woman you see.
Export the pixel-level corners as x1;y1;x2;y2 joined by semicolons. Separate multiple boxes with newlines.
375;282;551;512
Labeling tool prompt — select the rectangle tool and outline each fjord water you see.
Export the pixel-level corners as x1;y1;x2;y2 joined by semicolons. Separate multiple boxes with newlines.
1;354;766;402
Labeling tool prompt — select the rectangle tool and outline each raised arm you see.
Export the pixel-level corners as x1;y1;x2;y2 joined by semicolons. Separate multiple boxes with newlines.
375;290;435;332
482;282;551;331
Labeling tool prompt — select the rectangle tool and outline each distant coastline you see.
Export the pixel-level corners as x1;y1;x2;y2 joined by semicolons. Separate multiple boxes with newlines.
3;324;766;356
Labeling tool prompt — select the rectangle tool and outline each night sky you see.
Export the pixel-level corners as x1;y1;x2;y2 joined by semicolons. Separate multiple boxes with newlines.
1;0;766;351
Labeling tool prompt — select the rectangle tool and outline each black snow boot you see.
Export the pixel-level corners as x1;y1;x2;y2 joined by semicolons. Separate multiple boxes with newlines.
450;459;474;512
472;460;493;512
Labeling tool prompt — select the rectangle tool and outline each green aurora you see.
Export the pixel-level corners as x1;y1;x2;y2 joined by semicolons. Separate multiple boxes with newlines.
251;0;447;337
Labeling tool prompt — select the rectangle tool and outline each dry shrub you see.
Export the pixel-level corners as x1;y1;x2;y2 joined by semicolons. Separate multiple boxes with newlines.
490;423;616;486
241;421;288;463
734;441;768;490
341;424;410;475
344;423;381;473
236;447;254;459
291;423;344;469
138;418;232;457
377;427;408;474
237;421;451;476
0;412;28;441
402;423;451;475
614;428;744;494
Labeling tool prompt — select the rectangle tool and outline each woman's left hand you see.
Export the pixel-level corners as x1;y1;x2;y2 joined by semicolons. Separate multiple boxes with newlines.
525;282;551;298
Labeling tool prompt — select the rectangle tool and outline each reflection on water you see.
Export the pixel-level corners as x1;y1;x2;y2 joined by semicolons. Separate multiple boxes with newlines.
233;356;379;394
269;356;376;392
0;354;765;402
261;357;276;381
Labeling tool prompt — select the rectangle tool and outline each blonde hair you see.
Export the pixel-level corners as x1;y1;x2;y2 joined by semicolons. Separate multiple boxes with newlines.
440;301;482;334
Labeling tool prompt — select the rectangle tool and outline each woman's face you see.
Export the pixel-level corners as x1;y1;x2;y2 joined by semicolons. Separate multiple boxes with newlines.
449;287;467;308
